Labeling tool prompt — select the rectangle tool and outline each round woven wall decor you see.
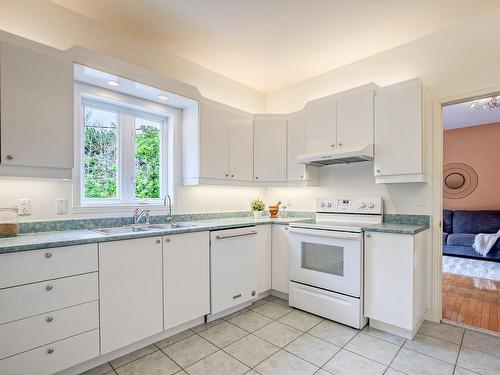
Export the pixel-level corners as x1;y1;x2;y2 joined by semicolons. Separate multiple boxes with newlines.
443;163;478;199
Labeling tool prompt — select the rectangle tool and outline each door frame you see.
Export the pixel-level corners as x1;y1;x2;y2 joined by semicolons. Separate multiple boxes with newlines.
431;83;500;322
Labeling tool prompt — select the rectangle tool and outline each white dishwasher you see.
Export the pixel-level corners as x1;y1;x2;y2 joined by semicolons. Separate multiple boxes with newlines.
210;227;257;315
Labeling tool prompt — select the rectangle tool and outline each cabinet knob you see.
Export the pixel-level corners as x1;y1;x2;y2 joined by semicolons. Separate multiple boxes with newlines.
46;285;53;291
47;348;54;355
255;176;259;180
46;316;53;323
165;238;171;243
300;175;304;179
231;174;234;178
45;252;52;259
366;234;371;238
6;155;13;160
156;239;161;244
338;143;343;147
376;169;380;174
331;144;335;148
225;174;229;177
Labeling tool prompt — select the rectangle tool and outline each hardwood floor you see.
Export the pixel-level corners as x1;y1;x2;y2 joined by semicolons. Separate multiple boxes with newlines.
442;272;500;333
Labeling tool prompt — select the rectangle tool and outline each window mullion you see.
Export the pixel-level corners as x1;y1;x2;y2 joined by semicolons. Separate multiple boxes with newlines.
121;111;135;204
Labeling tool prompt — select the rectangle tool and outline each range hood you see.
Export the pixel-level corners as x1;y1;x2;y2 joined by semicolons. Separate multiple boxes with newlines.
297;144;374;166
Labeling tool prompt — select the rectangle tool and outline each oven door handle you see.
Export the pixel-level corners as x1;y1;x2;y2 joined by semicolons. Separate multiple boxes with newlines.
288;226;362;240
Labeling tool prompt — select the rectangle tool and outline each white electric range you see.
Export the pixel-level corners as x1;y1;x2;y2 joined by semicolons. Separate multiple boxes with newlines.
288;197;383;329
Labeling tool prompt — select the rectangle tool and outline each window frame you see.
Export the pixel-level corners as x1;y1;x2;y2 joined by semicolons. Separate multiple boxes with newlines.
73;83;180;213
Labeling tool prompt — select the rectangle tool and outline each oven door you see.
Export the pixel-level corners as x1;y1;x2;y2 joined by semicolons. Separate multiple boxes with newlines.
288;226;362;297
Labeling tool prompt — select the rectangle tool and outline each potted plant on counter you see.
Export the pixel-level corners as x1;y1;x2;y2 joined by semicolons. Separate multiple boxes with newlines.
250;199;265;219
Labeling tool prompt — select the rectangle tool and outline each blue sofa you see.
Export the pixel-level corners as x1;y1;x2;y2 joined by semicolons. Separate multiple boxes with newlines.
443;210;500;262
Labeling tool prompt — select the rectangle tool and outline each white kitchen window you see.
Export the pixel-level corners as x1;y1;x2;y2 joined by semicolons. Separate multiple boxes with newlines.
74;84;177;210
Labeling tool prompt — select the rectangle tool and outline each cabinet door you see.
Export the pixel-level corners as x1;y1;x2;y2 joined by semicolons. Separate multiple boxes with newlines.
0;42;73;169
199;102;229;179
364;232;413;330
210;228;257;314
337;90;374;150
287;114;307;181
229;112;253;181
305;99;336;154
374;81;422;178
272;225;290;294
254;119;287;182
255;225;272;294
99;237;163;354
164;232;210;330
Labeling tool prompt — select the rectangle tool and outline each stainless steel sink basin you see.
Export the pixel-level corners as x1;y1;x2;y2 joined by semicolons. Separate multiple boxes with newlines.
94;226;153;235
147;223;195;230
94;223;195;235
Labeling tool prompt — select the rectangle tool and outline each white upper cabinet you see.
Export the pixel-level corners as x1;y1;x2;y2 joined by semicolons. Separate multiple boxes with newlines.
305;97;337;154
337;90;374;150
228;111;254;181
199;101;230;180
0;42;73;175
183;99;253;185
253;116;287;182
374;78;427;183
287;112;319;185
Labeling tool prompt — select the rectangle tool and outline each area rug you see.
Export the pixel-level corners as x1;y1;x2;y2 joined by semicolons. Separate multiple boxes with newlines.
443;255;500;281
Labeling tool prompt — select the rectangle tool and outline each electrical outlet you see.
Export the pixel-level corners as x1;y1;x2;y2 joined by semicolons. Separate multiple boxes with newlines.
18;199;32;216
56;199;68;214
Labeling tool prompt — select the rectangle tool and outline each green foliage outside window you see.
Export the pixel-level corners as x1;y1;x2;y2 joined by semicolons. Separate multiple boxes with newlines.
135;123;161;199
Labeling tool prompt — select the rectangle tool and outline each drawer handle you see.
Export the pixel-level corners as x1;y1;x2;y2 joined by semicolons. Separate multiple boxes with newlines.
47;348;54;354
165;238;171;243
46;316;53;323
156;239;161;244
45;252;52;259
216;231;257;240
46;285;53;291
233;294;242;299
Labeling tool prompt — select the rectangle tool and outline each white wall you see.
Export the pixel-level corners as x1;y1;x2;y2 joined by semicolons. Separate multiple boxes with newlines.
266;9;500;113
0;177;265;222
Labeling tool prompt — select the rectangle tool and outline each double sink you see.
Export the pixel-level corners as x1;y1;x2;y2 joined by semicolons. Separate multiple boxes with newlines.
95;222;195;235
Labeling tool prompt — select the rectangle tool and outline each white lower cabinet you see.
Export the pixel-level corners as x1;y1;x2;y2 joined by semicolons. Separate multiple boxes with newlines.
255;225;272;295
0;329;99;375
364;230;427;338
163;232;210;330
0;301;98;360
210;227;257;314
272;225;290;294
99;237;163;354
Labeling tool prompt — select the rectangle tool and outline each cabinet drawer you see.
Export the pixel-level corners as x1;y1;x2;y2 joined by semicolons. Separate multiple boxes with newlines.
0;329;99;375
0;244;98;289
0;273;98;325
0;301;98;360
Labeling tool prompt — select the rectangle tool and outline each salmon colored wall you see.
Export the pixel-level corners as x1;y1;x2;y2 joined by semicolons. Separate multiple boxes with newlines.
444;122;500;210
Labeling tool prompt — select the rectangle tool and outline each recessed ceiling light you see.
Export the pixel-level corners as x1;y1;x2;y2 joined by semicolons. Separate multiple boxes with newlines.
107;80;120;87
158;95;168;100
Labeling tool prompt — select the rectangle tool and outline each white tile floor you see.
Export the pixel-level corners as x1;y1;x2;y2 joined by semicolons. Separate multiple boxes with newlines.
82;295;500;375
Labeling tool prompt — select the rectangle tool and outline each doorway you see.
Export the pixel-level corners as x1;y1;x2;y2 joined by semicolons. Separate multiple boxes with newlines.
441;94;500;333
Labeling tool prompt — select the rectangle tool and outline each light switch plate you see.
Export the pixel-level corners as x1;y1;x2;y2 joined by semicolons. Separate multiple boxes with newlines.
18;199;32;215
56;199;68;214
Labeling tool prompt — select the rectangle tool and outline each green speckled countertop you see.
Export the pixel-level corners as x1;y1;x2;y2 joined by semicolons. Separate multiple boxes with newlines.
0;215;429;254
361;222;429;235
0;217;305;254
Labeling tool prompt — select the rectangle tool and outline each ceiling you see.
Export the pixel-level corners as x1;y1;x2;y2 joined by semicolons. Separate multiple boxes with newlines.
50;0;500;93
443;96;500;129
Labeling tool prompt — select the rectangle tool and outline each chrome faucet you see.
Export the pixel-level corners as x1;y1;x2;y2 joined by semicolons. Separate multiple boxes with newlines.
164;194;173;224
134;209;150;225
